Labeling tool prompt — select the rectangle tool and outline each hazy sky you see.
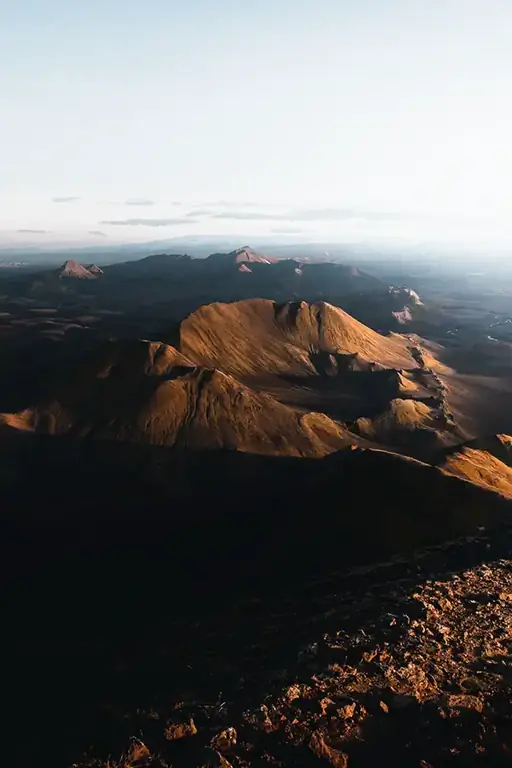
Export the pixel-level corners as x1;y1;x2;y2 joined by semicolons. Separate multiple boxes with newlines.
1;0;511;248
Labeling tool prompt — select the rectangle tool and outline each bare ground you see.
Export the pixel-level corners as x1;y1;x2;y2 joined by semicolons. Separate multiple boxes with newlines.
61;528;512;768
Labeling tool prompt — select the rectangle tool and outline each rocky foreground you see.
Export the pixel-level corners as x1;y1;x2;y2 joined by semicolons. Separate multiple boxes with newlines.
66;528;512;768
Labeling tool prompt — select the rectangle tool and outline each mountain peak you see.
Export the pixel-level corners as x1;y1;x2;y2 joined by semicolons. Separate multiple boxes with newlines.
58;260;97;279
231;246;276;263
207;246;276;265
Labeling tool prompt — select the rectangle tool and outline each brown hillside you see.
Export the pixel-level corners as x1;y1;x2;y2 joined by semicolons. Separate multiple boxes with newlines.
180;298;417;379
355;398;437;435
353;398;454;455
0;339;350;456
439;434;512;497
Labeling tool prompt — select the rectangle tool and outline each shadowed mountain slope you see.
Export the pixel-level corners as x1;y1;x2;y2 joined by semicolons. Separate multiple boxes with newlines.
4;433;510;549
0;339;350;455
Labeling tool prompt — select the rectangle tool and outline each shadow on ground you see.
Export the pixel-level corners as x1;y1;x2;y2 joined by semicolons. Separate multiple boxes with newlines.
4;433;511;767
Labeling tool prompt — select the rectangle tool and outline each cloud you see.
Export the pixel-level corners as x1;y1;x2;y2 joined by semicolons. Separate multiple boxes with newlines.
271;226;307;234
185;208;216;217
210;207;401;223
210;200;258;208
125;198;156;206
213;211;290;221
53;196;80;203
89;230;107;237
100;218;195;227
295;208;399;222
17;228;51;234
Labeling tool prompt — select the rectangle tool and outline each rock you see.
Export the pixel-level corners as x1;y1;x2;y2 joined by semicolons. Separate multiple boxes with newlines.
164;718;198;740
379;700;389;713
445;694;484;713
211;727;237;752
319;696;336;715
199;747;233;767
284;682;313;702
338;702;357;719
309;731;349;767
285;683;303;702
124;739;151;766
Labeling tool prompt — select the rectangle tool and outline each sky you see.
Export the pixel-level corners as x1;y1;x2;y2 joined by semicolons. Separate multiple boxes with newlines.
1;0;511;250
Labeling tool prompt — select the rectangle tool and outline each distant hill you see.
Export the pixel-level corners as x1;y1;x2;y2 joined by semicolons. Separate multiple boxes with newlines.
4;246;388;317
99;245;383;295
57;260;100;279
206;245;279;265
85;264;104;275
103;251;194;277
335;284;444;333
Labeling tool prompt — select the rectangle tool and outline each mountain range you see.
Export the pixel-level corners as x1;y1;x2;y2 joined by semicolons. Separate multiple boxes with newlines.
6;243;512;768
